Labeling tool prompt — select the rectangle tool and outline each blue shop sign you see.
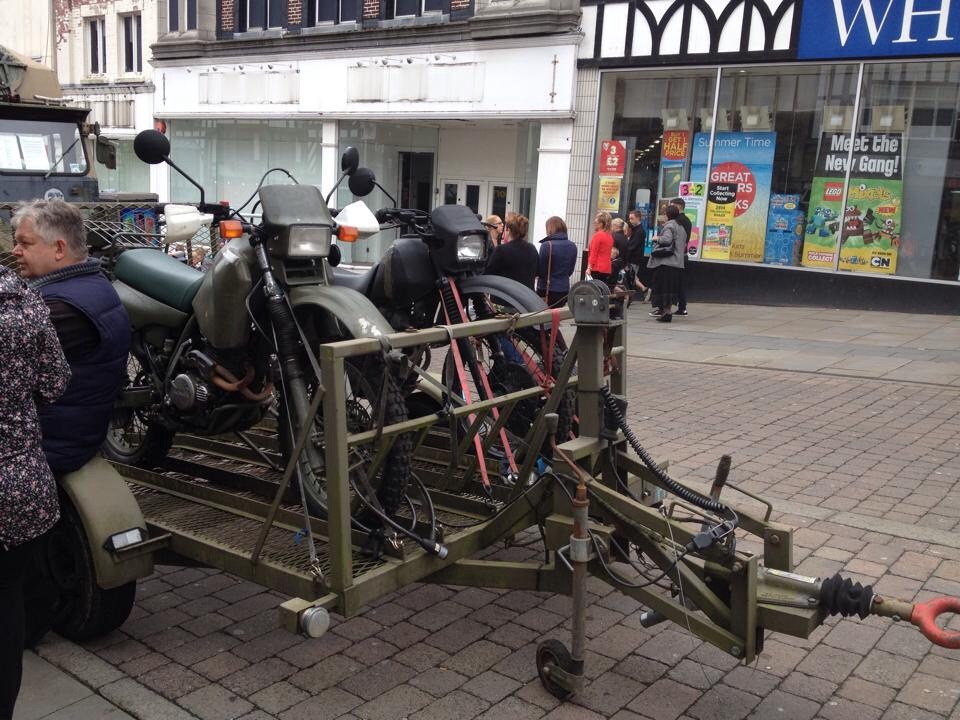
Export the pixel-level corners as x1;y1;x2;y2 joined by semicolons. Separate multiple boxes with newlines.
798;0;960;60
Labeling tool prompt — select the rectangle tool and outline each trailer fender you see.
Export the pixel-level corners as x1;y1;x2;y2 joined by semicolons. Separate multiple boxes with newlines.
288;285;394;340
58;456;155;589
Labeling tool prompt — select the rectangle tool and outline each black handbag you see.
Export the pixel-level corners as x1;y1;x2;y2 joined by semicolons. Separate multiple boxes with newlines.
651;238;675;258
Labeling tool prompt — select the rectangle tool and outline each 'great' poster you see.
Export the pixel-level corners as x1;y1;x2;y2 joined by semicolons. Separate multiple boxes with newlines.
691;132;777;262
801;133;903;275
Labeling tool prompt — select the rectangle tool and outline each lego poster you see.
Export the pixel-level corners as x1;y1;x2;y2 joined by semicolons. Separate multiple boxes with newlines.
678;181;705;259
691;132;777;262
764;194;805;266
801;133;903;274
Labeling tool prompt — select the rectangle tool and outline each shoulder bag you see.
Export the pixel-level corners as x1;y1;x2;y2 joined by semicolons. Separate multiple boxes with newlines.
651;237;675;258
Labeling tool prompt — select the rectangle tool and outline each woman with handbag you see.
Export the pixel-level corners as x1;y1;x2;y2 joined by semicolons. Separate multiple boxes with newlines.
647;204;687;323
536;217;578;308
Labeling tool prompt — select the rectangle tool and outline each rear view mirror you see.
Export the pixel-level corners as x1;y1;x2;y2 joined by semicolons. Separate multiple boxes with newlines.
134;130;170;165
341;147;360;176
96;136;117;169
348;168;376;197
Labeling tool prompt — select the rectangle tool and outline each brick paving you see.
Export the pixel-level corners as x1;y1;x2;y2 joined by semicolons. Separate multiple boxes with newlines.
29;303;960;719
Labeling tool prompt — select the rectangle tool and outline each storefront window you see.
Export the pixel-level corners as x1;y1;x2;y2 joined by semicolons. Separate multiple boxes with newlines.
707;64;858;266
96;138;150;195
594;60;960;284
847;61;960;281
595;69;716;254
337;121;439;264
169;119;324;212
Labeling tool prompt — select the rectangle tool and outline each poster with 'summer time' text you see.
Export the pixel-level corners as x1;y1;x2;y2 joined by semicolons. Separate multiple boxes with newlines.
691;132;777;262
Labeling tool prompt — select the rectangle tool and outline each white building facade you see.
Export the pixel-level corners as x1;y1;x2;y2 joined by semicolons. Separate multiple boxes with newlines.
151;0;581;263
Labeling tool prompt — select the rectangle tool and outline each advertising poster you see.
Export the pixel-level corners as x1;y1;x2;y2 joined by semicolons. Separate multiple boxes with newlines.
764;194;805;266
679;181;705;258
658;131;689;200
597;176;622;213
691;132;777;261
598;140;626;176
702;183;737;260
801;132;903;274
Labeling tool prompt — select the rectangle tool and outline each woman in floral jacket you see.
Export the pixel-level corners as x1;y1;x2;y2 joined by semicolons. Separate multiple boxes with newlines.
0;264;70;720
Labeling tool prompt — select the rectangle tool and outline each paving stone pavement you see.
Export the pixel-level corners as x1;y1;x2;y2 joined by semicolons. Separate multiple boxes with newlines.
24;303;960;720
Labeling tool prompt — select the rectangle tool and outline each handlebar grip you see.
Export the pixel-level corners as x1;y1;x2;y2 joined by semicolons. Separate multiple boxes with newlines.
911;597;960;649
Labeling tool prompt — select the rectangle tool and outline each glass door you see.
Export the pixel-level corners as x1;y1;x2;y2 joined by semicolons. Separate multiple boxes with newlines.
489;182;513;220
439;179;486;215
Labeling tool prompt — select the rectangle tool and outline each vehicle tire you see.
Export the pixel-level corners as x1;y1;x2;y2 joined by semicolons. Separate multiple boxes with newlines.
536;639;577;700
280;355;412;519
101;354;173;466
26;496;137;642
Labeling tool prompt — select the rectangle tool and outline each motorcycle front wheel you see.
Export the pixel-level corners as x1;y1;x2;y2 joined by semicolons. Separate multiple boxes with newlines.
279;354;412;519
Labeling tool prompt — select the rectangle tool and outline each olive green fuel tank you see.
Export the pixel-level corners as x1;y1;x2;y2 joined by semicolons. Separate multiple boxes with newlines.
192;238;256;350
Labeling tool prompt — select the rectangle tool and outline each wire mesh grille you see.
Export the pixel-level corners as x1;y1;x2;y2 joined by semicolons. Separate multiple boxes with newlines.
0;202;220;271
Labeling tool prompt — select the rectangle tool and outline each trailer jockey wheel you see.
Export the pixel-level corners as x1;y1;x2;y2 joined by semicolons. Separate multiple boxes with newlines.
536;639;577;700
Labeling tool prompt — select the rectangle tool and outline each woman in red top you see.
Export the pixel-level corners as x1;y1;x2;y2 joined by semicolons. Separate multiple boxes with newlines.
587;212;614;287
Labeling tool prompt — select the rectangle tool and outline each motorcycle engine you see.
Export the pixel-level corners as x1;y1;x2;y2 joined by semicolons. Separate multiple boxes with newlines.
170;373;213;413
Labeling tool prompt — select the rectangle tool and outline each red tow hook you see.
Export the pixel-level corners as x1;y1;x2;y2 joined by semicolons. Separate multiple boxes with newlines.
911;597;960;649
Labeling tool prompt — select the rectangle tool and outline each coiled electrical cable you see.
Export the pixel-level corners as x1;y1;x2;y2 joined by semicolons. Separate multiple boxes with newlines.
348;474;448;558
599;385;738;526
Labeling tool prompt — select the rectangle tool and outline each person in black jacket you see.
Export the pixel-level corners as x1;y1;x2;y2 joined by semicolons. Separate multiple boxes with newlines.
485;215;539;291
626;210;651;301
670;198;692;316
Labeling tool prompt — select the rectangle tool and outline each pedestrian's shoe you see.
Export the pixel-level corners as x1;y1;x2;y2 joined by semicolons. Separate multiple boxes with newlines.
649;309;662;317
656;313;673;323
642;288;652;302
675;309;688;316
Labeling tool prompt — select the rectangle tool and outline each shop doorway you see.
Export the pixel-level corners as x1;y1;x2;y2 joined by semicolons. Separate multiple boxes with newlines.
399;152;434;212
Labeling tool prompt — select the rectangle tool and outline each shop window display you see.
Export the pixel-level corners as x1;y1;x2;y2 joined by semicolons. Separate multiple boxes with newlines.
170;119;324;212
594;60;960;283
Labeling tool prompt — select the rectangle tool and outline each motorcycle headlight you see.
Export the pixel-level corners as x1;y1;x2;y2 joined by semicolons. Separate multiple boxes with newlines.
456;233;486;263
285;225;332;257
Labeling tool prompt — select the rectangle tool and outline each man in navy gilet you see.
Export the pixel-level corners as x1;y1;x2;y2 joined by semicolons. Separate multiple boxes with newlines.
12;200;131;474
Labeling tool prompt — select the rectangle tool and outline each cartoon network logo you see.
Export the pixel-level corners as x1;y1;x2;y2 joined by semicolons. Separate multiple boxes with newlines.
798;0;959;59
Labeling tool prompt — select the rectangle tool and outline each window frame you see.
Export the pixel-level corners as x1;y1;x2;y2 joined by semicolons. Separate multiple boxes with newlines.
86;17;107;76
309;0;358;24
168;0;198;32
243;0;285;30
121;13;143;74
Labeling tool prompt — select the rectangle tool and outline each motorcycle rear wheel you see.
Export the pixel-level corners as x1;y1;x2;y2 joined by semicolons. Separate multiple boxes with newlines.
102;355;173;466
280;355;412;519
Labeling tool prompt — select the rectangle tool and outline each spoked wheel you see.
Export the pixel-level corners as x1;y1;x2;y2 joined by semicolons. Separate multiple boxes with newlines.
280;353;412;520
455;294;576;452
536;639;578;700
25;497;136;643
102;354;172;466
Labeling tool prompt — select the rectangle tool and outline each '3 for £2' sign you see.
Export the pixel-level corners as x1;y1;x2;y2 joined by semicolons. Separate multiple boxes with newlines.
598;140;626;177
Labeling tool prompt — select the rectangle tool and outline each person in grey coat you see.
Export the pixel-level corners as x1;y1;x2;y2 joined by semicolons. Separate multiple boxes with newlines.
647;204;687;323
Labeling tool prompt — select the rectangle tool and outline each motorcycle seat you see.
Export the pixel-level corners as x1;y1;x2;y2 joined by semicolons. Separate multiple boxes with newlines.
114;249;205;313
332;265;378;296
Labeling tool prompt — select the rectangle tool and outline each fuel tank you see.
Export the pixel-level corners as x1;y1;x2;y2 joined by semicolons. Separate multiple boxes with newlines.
192;238;256;350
